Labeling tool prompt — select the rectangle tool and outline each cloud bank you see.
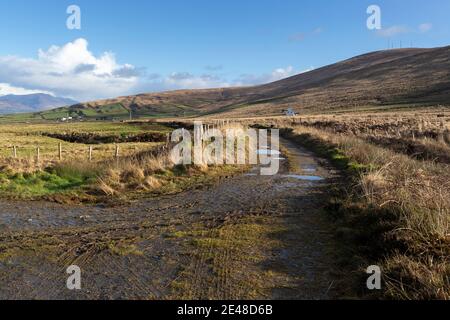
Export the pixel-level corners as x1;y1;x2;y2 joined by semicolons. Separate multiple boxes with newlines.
0;38;310;102
0;38;139;101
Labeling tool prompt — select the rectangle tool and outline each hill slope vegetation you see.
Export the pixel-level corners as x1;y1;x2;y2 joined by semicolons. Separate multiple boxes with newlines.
38;46;450;118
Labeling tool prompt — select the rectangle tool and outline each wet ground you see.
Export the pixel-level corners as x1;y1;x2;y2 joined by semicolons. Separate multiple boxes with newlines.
0;138;340;299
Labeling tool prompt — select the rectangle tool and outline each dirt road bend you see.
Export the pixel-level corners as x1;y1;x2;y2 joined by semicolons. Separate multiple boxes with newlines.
0;139;340;299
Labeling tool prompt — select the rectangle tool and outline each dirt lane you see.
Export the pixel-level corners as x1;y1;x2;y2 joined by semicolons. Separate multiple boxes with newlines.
0;139;340;299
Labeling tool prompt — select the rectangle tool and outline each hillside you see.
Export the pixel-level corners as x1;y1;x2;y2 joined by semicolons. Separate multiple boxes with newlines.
51;46;450;118
0;94;77;114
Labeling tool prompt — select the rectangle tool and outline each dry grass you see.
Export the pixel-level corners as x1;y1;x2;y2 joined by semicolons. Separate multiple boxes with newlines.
92;122;254;198
270;118;450;300
96;152;171;196
249;112;450;163
0;120;253;200
291;124;449;236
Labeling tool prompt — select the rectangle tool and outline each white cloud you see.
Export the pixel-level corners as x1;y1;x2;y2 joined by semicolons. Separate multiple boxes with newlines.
418;23;432;33
136;66;312;92
235;66;313;86
0;38;140;101
165;72;230;89
0;38;314;102
376;25;409;37
0;83;53;96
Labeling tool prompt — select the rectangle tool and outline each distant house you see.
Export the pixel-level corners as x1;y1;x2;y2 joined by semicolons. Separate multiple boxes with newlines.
284;108;296;117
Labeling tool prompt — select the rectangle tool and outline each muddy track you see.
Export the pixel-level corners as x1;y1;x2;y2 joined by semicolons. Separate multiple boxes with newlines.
0;139;341;300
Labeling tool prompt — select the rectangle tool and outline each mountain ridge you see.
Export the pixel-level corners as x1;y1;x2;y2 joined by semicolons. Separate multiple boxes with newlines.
0;93;78;114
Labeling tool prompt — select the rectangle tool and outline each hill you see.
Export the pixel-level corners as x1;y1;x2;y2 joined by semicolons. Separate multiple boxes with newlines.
28;46;450;119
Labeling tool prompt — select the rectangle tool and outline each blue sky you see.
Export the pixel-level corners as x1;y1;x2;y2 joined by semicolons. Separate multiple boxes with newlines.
0;0;448;101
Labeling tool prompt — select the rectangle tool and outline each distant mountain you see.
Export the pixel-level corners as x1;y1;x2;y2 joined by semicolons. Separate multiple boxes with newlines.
0;93;77;114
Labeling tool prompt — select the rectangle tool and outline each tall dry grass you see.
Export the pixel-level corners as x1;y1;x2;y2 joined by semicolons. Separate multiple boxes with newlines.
94;122;254;196
284;124;449;299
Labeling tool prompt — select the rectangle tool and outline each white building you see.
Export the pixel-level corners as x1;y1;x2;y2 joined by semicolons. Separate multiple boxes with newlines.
285;108;296;116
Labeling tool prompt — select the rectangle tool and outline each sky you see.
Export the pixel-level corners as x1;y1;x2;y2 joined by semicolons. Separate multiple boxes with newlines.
0;0;448;102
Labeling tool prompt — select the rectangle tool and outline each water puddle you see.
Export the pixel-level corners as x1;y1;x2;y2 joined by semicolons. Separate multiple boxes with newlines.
282;175;324;181
300;164;318;173
257;149;281;155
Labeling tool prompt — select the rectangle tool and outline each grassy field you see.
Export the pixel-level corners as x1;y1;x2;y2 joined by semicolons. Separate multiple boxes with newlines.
0;121;171;199
0;102;201;123
0;121;171;163
0;120;249;201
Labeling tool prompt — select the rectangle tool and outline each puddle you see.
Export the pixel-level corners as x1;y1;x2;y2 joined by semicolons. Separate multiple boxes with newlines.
282;175;324;181
257;149;281;155
301;164;317;173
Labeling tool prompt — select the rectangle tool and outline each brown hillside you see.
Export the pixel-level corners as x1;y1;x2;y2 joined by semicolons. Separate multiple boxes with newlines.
72;46;450;117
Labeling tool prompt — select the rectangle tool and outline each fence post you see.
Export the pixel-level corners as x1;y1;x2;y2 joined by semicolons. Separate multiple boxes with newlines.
89;146;93;161
115;144;119;159
13;146;17;158
58;143;62;161
36;146;40;163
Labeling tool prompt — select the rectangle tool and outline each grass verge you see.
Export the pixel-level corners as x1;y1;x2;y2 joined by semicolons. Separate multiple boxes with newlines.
281;126;450;300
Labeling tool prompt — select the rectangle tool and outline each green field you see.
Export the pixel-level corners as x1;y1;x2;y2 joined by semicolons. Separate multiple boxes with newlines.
0;102;201;123
0;121;174;199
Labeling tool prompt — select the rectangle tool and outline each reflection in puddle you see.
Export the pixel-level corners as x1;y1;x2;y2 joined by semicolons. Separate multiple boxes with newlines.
245;173;324;181
257;149;281;155
300;164;317;173
282;175;324;181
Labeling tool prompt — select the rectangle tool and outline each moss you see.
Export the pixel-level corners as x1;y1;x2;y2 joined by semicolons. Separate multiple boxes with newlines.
169;216;287;299
108;241;143;256
0;167;93;198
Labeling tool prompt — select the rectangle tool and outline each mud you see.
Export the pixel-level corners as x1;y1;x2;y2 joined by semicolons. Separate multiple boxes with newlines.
0;138;340;300
43;132;167;144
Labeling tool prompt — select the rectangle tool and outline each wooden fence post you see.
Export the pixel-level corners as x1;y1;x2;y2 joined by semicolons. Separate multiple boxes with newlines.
36;146;40;163
89;146;93;161
115;144;119;159
13;146;17;158
58;143;62;161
